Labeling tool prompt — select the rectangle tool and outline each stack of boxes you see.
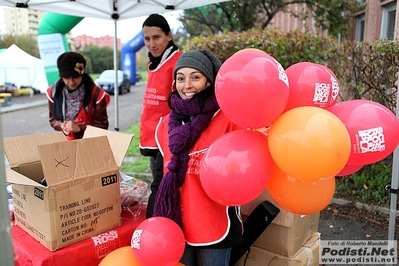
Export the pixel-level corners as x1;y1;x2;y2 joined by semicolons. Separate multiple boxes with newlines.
237;189;321;266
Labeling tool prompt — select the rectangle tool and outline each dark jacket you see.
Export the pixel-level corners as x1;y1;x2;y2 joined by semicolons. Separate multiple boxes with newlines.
46;76;110;139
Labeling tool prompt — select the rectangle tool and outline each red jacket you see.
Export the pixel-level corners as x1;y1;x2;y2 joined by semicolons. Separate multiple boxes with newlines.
140;50;182;153
47;83;110;140
156;110;243;246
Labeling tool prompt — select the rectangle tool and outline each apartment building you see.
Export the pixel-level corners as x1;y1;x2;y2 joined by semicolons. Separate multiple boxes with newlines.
266;3;324;35
72;34;123;50
0;7;6;35
267;0;398;42
1;7;44;36
352;0;397;42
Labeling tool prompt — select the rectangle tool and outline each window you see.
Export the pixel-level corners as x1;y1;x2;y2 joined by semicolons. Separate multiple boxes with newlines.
356;14;365;41
380;2;397;40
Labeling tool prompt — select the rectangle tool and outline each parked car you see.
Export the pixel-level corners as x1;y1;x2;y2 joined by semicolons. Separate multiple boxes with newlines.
135;73;143;82
95;70;130;95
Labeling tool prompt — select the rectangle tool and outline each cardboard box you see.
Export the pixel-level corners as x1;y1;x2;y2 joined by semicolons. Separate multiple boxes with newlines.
241;189;299;227
4;126;133;251
253;213;319;257
235;232;321;266
241;189;319;256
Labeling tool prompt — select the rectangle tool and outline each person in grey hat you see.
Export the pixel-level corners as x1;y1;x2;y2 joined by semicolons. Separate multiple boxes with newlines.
46;51;110;140
151;50;244;266
141;13;183;219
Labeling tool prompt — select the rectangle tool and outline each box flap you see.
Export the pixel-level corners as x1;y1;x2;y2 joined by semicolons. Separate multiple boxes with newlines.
302;232;320;248
5;168;46;187
3;131;66;168
37;136;117;187
83;126;133;167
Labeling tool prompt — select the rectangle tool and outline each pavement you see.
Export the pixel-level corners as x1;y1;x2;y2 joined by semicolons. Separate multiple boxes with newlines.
0;93;48;113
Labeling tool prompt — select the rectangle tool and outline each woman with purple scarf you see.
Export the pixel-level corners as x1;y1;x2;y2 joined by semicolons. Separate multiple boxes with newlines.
153;50;243;266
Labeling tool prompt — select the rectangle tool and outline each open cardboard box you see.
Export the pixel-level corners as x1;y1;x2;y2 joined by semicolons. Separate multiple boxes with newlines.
4;126;133;251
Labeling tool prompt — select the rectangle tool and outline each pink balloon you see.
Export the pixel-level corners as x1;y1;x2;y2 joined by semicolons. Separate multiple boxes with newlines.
319;64;340;103
215;50;289;129
284;62;340;112
131;217;185;266
336;163;364;177
328;100;399;165
200;129;273;205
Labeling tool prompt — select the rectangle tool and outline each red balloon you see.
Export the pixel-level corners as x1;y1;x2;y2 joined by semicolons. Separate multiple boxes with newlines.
285;62;340;112
267;163;336;215
318;64;340;103
200;129;274;205
215;50;289;128
131;217;185;266
336;163;364;177
328;100;399;165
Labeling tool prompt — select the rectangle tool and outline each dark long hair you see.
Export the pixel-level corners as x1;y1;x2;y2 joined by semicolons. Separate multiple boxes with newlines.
54;73;94;108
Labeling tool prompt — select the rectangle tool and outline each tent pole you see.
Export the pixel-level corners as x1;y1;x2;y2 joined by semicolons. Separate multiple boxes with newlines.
0;115;15;266
388;82;399;241
113;19;119;131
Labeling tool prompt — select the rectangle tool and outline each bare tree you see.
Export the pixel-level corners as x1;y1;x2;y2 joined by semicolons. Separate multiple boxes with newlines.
179;0;363;37
0;34;40;57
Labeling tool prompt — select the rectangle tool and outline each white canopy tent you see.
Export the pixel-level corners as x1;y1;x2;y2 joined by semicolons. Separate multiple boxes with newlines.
0;0;229;131
0;0;225;20
0;1;230;264
0;44;49;93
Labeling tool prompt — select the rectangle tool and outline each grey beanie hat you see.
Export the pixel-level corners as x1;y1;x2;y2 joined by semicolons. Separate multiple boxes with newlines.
174;50;222;85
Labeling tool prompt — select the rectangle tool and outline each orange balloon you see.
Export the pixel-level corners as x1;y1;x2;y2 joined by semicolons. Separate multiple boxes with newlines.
267;163;336;215
268;106;350;182
99;246;140;266
236;48;268;54
175;263;185;266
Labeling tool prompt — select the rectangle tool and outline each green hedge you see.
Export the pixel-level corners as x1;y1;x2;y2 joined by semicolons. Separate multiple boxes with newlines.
183;28;399;112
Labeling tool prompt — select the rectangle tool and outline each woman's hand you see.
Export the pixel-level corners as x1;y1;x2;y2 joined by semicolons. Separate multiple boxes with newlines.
61;121;81;135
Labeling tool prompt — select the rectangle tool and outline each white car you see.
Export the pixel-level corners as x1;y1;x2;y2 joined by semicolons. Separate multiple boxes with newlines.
95;70;130;95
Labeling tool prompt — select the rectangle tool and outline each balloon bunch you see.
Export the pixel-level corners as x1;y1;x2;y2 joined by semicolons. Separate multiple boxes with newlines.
199;48;399;215
102;49;399;265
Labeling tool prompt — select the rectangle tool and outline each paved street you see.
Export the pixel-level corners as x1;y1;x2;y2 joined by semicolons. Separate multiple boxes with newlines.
0;83;146;138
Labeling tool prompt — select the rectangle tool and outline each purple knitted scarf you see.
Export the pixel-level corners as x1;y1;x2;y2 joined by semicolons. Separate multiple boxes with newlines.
153;92;220;226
